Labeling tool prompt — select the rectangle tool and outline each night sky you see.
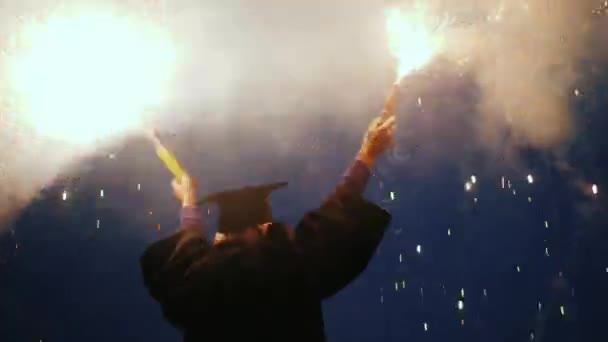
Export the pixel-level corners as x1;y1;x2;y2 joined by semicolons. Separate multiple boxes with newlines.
2;2;608;342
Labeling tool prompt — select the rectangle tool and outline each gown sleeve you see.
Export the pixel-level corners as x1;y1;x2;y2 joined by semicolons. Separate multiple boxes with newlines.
294;160;392;299
139;205;211;327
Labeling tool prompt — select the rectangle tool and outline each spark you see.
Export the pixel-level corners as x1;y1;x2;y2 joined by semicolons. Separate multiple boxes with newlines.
448;229;452;236
545;220;549;229
513;190;517;195
471;175;477;184
538;302;543;311
483;289;488;297
395;282;399;291
528;197;533;203
96;219;100;229
460;319;465;326
545;247;550;256
385;5;443;82
399;253;403;263
416;245;422;254
457;300;464;311
516;265;521;273
465;182;473;192
474;197;478;203
390;191;396;200
461;288;465;298
592;184;599;195
137;183;141;191
62;190;68;201
508;180;512;189
100;189;104;198
560;305;565;316
423;322;428;331
417;97;422;107
574;88;581;97
501;176;505;189
5;9;177;145
527;174;534;184
402;280;406;288
530;331;536;341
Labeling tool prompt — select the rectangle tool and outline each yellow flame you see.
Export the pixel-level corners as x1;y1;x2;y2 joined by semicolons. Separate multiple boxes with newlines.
5;10;177;145
385;5;442;81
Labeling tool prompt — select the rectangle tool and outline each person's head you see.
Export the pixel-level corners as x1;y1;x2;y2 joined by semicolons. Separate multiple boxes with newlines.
199;182;290;245
213;222;294;245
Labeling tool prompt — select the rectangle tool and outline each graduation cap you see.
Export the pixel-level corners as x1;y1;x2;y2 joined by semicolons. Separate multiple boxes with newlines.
198;182;288;234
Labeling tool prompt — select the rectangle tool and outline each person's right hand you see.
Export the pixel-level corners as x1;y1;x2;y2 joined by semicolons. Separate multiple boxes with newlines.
172;173;198;207
357;114;396;166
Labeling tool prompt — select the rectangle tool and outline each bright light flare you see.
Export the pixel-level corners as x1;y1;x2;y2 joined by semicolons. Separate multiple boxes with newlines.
6;10;177;145
592;184;599;195
385;5;443;82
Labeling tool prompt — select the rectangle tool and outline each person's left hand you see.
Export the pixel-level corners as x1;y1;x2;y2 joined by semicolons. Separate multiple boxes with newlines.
172;173;198;206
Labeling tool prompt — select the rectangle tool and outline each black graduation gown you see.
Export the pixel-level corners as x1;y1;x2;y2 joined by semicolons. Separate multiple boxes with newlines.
140;181;391;341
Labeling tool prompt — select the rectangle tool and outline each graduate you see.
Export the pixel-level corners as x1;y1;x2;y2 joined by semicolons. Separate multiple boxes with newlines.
140;110;396;341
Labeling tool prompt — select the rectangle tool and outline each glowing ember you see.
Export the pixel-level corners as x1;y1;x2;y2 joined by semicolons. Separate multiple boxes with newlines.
5;10;177;145
385;5;443;81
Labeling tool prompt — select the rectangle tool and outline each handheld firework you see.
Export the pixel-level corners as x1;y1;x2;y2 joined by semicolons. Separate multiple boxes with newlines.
382;82;400;119
147;129;185;180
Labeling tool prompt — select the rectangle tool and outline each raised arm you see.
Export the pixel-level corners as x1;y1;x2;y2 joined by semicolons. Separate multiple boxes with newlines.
140;173;211;328
295;112;396;299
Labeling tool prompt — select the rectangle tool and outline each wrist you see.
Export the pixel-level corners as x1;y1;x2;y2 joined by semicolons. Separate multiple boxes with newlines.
182;192;198;207
356;150;375;168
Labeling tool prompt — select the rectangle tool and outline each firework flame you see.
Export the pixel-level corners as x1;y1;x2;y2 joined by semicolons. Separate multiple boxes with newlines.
385;5;443;82
4;9;177;145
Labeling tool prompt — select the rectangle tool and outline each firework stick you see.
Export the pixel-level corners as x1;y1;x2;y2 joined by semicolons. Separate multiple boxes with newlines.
382;82;399;119
148;129;185;180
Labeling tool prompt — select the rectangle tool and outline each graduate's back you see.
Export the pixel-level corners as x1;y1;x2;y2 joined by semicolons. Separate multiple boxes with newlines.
179;225;326;342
